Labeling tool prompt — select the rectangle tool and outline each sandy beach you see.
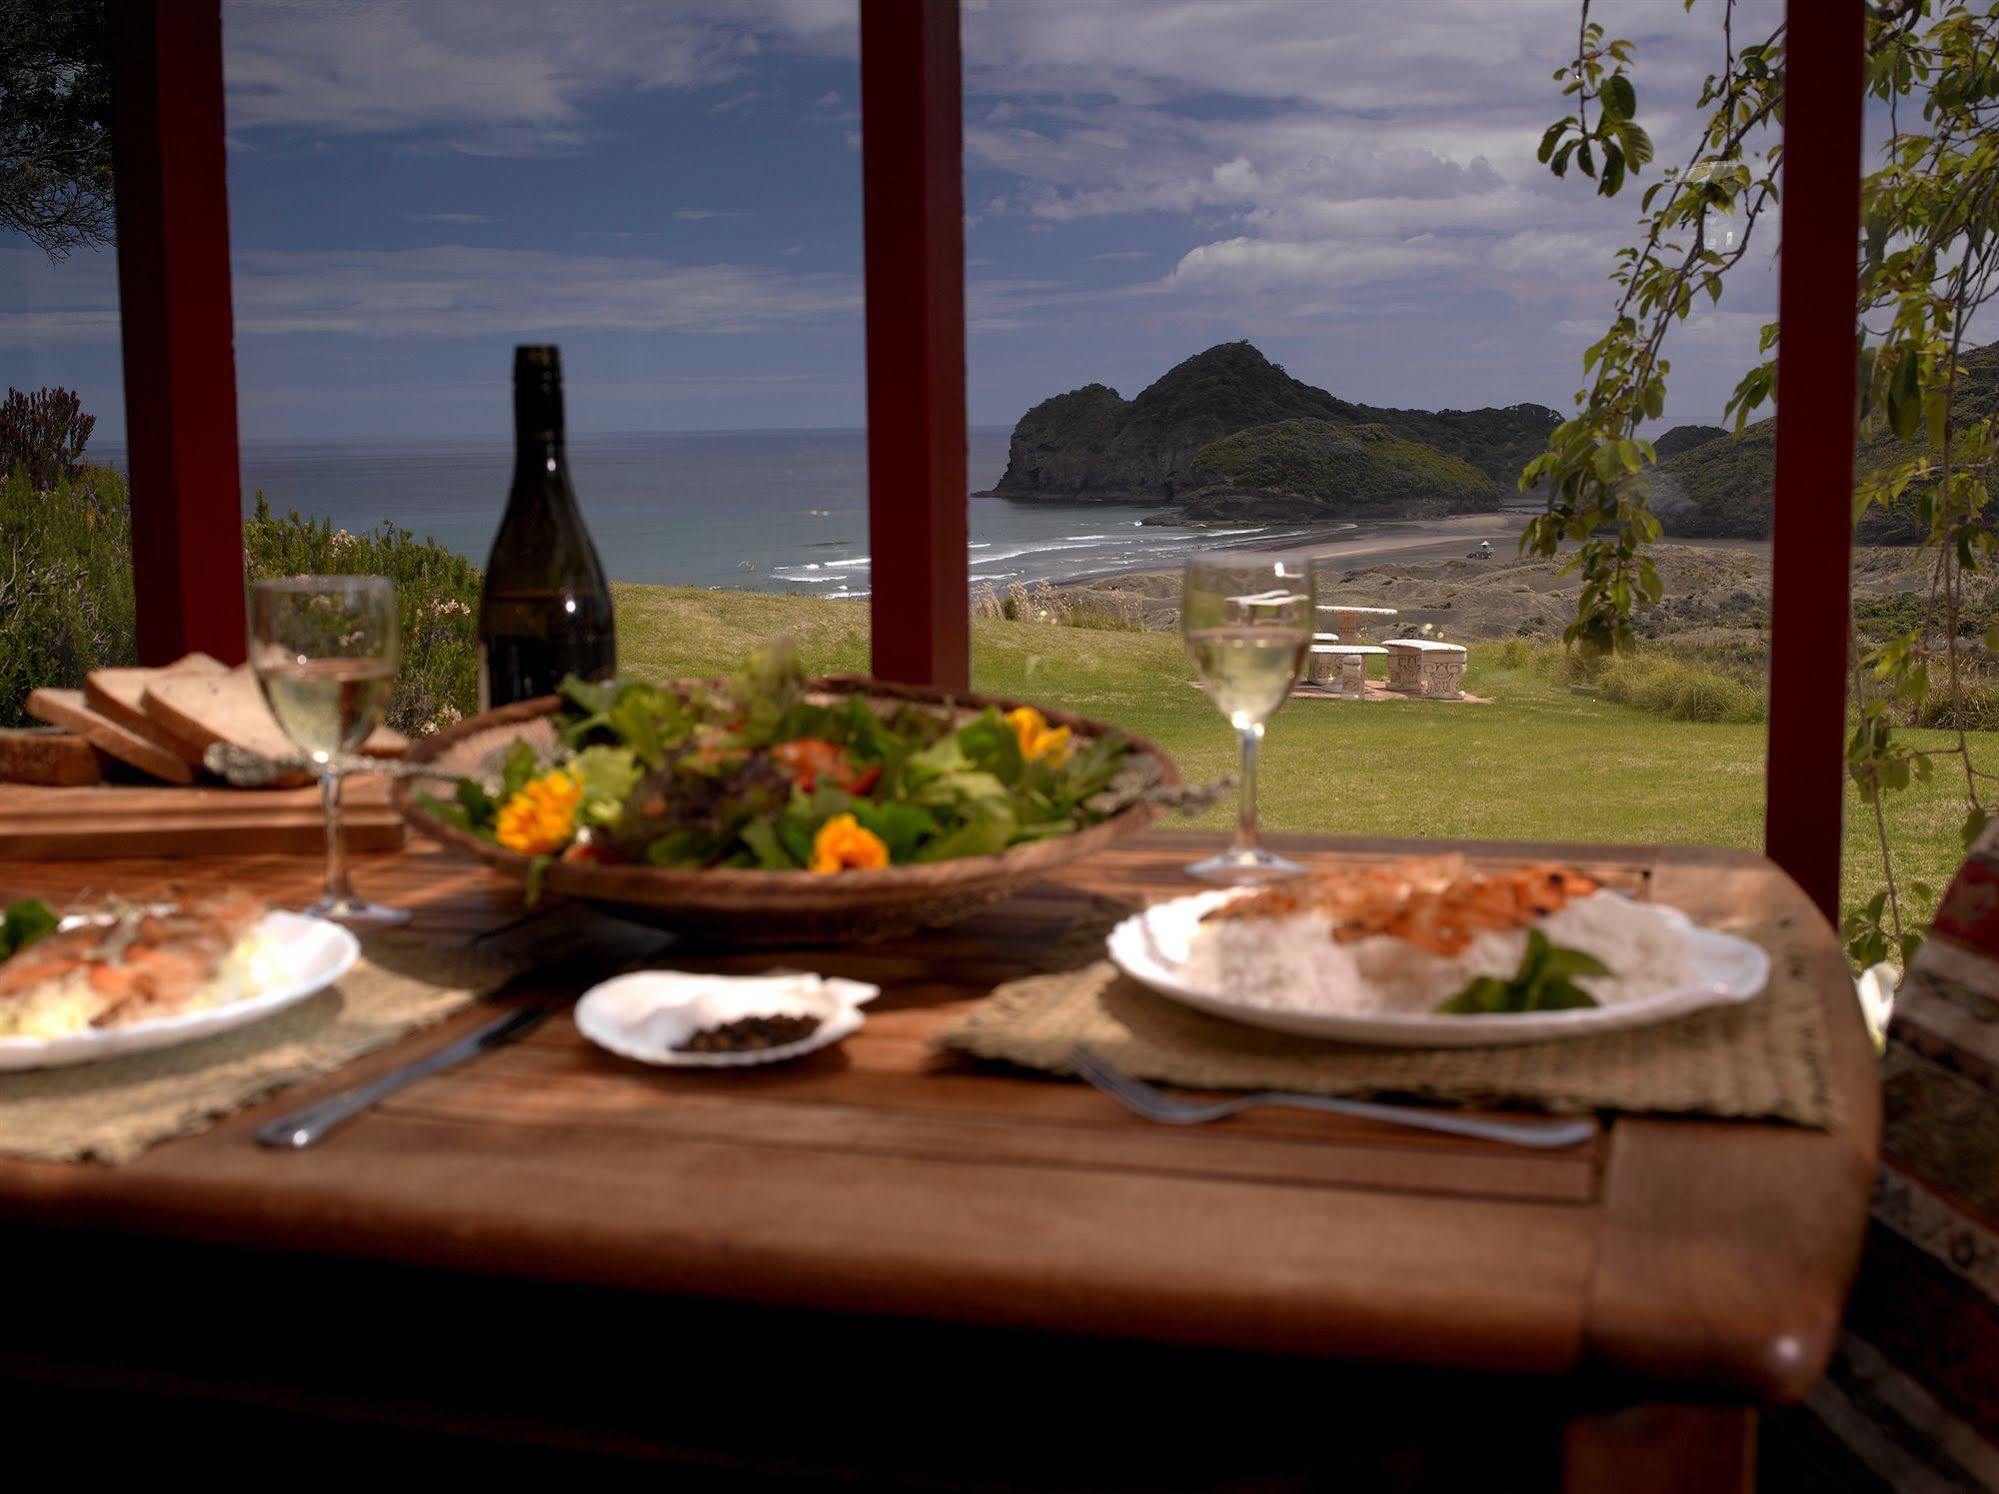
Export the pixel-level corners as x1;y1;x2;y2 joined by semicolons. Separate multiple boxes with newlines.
1046;508;1818;644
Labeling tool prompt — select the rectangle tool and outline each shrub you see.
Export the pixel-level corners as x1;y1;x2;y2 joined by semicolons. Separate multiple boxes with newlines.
243;498;480;736
0;387;96;489
0;464;136;726
0;474;479;738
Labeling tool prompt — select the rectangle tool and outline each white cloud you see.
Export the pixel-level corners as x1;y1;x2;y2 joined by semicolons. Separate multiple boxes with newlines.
673;209;748;221
222;0;857;149
0;247;120;345
0;309;120;345
230;246;859;338
953;0;1785;349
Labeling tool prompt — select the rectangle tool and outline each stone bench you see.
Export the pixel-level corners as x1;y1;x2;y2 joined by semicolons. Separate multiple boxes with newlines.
1383;638;1468;699
1318;603;1398;646
1307;643;1387;696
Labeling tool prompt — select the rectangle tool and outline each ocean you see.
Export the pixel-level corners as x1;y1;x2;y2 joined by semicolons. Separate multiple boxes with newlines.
103;428;1321;596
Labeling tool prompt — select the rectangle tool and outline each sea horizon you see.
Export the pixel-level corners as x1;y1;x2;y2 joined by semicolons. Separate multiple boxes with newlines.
94;426;1328;596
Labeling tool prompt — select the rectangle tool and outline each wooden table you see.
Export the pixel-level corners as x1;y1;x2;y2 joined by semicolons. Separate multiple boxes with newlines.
0;832;1878;1490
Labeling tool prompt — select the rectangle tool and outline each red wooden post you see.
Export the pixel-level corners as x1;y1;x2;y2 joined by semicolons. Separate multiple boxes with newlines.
1764;0;1865;923
860;0;969;690
109;0;248;665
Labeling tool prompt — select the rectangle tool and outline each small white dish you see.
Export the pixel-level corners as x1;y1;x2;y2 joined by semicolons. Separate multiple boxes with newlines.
1106;890;1770;1049
575;970;881;1068
0;909;361;1072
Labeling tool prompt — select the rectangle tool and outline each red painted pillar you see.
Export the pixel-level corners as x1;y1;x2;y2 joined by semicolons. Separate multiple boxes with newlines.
109;0;247;665
1764;0;1865;923
860;0;969;690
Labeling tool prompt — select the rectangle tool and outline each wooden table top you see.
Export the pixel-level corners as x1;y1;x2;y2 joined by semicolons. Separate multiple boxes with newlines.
0;830;1879;1406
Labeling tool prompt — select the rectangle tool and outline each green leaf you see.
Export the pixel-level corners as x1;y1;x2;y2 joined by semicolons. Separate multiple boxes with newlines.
1435;930;1605;1015
739;819;800;870
413;786;472;834
775;813;816;867
1437;977;1511;1015
0;898;58;960
955;708;1026;786
852;801;936;863
455;776;497;830
499;739;538;802
1540;943;1614;980
1888;349;1922;441
1600;145;1626;198
568;745;641;827
915;806;1016;863
1602;73;1636;122
1964;804;1991;851
523;853;554;909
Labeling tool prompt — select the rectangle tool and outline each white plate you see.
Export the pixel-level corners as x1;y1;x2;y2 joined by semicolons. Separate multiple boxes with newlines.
576;970;881;1068
0;910;360;1072
1106;890;1770;1048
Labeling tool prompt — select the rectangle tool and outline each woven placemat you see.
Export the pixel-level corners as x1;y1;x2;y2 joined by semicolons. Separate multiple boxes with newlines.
940;917;1839;1128
0;913;611;1166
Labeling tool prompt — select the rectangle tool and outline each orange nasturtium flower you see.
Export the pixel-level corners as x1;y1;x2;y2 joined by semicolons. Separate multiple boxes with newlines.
1004;706;1072;765
809;813;890;874
496;769;584;856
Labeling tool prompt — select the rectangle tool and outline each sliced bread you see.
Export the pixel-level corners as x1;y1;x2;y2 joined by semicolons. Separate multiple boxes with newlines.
142;665;407;772
85;653;227;755
0;727;104;786
25;689;196;784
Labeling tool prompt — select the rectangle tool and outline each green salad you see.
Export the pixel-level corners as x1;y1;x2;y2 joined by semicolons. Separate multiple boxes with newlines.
416;646;1159;884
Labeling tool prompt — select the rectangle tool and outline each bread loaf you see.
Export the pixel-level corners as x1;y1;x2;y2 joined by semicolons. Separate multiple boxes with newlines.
85;653;226;756
0;728;104;786
142;665;407;773
25;689;196;784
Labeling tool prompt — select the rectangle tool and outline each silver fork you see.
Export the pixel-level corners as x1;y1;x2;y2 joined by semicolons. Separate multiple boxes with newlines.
1067;1046;1596;1150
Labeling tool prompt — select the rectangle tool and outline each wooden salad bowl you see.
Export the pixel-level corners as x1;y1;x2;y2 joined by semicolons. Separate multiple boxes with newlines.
393;674;1181;944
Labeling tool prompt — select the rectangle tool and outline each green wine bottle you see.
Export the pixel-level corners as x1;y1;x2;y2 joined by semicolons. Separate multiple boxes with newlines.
477;345;617;709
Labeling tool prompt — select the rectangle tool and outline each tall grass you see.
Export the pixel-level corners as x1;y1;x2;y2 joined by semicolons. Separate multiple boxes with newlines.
1484;637;1768;724
971;579;1146;631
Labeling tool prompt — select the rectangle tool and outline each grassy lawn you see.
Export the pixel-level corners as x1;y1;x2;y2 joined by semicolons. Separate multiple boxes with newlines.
615;583;1969;935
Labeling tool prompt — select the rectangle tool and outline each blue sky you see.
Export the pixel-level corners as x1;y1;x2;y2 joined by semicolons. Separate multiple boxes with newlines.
5;0;1782;445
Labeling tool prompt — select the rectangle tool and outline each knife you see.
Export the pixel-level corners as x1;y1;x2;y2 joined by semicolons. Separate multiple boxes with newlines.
255;1005;552;1150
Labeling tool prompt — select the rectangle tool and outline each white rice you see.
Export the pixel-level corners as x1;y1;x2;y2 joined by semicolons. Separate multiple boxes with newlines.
1180;892;1690;1016
0;926;283;1040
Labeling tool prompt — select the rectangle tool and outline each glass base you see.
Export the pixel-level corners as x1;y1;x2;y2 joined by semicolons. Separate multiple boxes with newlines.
1185;847;1308;885
305;893;411;927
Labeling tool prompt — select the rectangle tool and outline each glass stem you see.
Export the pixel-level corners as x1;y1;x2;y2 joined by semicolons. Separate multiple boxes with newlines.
320;767;354;906
1235;723;1263;856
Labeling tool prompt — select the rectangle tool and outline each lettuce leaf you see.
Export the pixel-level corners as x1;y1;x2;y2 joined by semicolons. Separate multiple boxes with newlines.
569;745;641;827
0;899;57;959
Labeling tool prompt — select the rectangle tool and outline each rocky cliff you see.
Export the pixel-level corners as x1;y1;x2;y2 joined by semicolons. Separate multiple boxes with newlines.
991;341;1560;503
1646;345;1999;544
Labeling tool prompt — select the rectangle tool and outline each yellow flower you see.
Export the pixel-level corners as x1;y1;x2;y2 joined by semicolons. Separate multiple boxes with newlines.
1005;706;1072;765
809;813;890;873
495;769;583;856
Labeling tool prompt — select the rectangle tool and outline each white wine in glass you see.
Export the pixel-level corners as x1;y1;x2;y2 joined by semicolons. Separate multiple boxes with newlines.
1182;553;1314;883
249;576;410;926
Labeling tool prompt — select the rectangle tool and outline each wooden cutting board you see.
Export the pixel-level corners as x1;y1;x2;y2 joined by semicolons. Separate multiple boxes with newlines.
0;777;407;860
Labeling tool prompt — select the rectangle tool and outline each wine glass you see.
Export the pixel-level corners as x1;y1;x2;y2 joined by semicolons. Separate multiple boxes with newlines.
248;575;410;926
1182;552;1315;882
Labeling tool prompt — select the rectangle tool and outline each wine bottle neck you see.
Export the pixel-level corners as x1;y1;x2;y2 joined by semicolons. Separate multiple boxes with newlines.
512;429;567;484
